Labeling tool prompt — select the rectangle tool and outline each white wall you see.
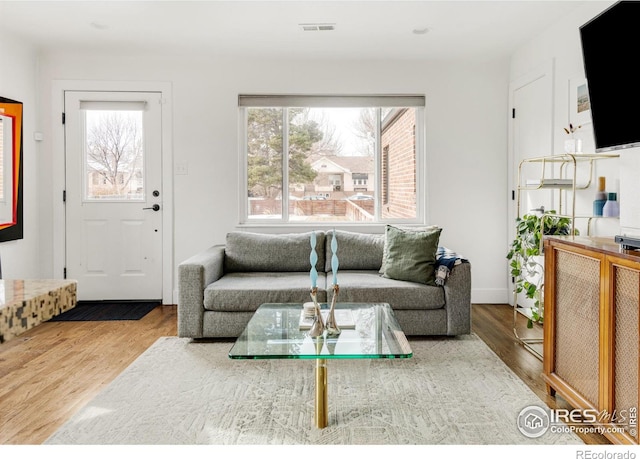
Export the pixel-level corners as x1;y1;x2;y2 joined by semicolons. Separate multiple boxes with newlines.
37;52;510;303
8;2;636;307
0;32;41;278
510;1;636;239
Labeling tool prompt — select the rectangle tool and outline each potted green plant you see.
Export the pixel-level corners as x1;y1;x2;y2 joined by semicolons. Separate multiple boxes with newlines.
506;210;576;328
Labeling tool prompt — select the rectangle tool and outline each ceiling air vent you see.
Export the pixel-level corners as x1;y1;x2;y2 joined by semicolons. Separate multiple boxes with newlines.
299;23;336;32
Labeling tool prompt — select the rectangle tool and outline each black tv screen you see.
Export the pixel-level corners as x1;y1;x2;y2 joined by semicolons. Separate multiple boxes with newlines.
580;1;640;152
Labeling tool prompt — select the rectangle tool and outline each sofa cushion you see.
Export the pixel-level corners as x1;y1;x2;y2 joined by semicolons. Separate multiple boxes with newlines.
330;271;445;310
324;230;384;272
224;231;325;273
379;224;440;274
381;225;442;285
204;272;328;312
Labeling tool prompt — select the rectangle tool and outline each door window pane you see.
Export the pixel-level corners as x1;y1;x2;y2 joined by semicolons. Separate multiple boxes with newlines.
84;110;144;201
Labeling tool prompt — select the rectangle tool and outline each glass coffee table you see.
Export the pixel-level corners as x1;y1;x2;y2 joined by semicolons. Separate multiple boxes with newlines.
228;302;413;428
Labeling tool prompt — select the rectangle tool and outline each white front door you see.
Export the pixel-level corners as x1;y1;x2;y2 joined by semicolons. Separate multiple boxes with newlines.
64;91;163;301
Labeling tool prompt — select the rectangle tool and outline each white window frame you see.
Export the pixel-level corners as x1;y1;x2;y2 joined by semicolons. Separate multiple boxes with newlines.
238;94;425;226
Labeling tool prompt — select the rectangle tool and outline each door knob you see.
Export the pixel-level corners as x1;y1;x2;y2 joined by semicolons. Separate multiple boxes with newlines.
143;204;160;211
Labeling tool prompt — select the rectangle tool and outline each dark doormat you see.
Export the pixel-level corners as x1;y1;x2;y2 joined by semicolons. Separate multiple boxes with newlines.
49;300;161;321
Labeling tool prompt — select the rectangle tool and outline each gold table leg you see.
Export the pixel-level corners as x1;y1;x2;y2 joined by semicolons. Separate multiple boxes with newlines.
315;358;328;428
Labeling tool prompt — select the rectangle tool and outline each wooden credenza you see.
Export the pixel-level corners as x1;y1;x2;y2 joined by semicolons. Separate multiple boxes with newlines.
543;236;640;445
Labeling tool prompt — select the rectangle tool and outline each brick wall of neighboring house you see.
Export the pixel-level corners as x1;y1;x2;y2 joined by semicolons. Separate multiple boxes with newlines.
380;108;416;219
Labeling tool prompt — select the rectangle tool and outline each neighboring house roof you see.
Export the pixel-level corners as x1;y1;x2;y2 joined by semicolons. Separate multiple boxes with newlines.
310;155;374;174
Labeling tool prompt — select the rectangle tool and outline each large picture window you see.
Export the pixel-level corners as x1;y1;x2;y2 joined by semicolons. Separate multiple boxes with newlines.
239;95;424;224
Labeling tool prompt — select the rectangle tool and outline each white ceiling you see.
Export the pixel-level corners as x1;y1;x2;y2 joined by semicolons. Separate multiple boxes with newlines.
0;1;587;61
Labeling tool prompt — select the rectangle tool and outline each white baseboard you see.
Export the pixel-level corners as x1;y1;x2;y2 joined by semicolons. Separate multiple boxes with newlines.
471;288;510;304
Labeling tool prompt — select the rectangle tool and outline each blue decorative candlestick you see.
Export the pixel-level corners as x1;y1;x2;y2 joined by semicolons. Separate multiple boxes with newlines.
326;230;341;335
309;231;324;337
310;231;318;288
331;229;338;286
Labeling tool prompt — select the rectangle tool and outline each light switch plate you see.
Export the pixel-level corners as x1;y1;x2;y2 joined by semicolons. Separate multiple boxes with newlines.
175;161;188;175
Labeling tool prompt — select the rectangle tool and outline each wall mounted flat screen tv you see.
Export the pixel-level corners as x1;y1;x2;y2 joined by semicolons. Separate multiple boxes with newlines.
580;1;640;152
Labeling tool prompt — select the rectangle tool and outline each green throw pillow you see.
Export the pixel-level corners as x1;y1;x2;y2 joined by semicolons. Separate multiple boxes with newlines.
381;225;442;285
379;224;440;274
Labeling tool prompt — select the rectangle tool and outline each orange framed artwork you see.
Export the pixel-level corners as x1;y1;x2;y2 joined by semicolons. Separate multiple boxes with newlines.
0;96;24;242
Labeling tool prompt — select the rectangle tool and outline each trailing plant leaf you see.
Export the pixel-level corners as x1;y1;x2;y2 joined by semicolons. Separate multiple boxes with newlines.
507;211;577;324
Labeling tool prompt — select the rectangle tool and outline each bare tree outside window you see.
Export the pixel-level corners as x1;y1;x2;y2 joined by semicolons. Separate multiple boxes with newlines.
297;109;342;157
84;110;144;200
352;107;376;158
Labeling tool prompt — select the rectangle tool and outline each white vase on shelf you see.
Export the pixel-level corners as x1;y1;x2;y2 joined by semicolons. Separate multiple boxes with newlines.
564;139;576;153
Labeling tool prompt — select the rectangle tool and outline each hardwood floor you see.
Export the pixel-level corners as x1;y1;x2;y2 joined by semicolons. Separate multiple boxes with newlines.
0;304;177;444
472;304;609;445
0;303;609;445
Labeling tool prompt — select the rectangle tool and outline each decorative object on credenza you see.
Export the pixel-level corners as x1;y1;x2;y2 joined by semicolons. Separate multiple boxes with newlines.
325;229;341;335
593;176;607;217
602;192;619;218
0;97;24;242
308;231;324;337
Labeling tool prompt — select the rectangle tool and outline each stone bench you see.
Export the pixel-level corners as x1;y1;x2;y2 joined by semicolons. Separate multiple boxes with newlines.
0;279;77;343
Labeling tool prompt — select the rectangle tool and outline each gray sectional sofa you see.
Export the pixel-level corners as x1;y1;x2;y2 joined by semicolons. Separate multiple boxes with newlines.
178;229;472;338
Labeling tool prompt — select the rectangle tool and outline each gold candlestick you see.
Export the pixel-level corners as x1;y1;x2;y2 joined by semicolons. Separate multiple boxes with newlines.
325;284;341;336
308;286;325;338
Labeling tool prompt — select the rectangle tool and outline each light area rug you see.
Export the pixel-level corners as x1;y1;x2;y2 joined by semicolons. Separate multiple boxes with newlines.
45;334;582;445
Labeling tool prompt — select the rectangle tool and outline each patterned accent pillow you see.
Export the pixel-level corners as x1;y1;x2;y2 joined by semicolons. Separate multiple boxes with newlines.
381;225;442;285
